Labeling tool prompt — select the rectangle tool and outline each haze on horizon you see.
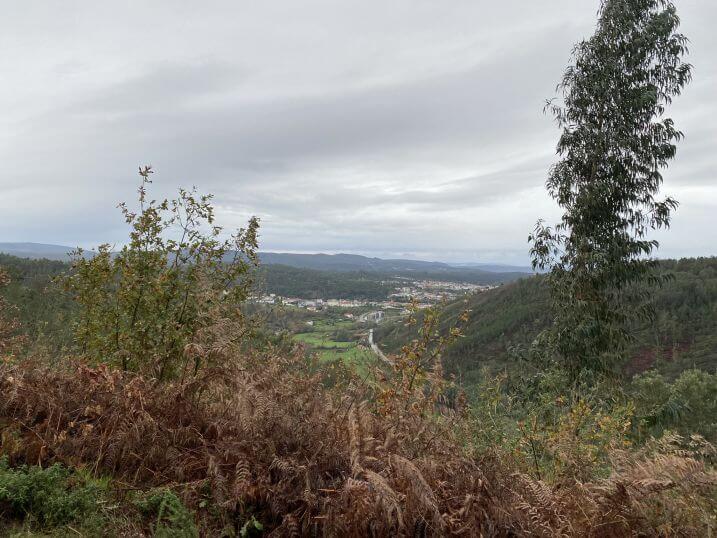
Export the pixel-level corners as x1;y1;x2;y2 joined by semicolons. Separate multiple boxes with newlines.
1;1;715;265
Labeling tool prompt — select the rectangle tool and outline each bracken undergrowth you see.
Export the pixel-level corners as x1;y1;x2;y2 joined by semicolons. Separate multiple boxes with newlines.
1;350;714;537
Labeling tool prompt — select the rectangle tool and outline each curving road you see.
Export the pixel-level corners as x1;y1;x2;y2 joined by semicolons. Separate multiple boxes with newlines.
368;328;392;365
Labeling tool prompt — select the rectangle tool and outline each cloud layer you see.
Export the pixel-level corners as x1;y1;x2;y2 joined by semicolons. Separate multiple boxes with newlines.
1;1;715;264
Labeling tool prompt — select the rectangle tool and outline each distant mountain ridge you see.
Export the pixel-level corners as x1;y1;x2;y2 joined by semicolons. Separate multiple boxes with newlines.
259;252;452;272
0;243;533;276
258;252;531;275
448;262;534;273
0;243;75;260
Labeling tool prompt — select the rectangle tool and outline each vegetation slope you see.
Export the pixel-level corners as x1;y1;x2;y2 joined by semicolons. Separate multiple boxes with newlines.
376;257;717;385
2;1;716;535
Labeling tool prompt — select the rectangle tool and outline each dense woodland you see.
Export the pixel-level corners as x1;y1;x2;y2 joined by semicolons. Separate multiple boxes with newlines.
1;1;716;536
257;264;395;300
0;255;393;338
377;257;717;380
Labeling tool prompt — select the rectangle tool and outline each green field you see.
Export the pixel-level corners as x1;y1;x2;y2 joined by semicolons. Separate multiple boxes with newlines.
292;317;378;375
293;333;354;348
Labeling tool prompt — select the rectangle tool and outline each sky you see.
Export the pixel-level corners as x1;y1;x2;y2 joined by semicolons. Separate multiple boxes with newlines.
1;1;715;265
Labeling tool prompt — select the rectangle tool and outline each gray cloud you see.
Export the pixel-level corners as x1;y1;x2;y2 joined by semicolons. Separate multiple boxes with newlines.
0;0;715;263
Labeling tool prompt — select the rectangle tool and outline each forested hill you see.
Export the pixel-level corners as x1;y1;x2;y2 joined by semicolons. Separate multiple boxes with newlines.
256;264;393;300
258;252;531;278
0;253;511;313
0;243;531;284
0;243;75;260
375;257;717;386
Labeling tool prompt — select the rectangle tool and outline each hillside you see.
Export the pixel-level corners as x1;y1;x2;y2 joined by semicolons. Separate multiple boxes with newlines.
259;252;530;275
375;257;717;386
448;262;534;273
0;243;75;260
3;0;717;534
0;254;75;348
0;243;530;284
258;252;530;284
256;264;394;300
6;252;716;376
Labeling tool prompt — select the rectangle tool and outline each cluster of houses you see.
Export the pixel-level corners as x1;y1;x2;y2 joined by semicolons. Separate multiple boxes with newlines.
253;280;497;317
254;294;372;311
389;279;495;303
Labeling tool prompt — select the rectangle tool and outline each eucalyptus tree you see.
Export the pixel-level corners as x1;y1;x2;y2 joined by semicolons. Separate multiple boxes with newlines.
530;0;692;378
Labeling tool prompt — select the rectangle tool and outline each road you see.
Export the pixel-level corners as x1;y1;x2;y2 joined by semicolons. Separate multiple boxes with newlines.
368;328;392;365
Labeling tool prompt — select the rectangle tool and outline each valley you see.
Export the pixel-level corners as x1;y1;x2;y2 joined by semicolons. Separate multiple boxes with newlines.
2;1;716;534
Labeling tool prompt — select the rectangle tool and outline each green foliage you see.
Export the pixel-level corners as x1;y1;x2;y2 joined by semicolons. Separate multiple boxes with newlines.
468;368;635;482
260;264;394;300
60;167;260;380
378;257;717;394
333;327;353;342
376;303;468;421
376;277;549;388
0;457;106;530
258;252;527;285
631;369;717;441
530;0;692;378
239;515;264;537
464;328;716;483
290;318;378;377
0;254;74;354
133;488;198;537
0;268;26;361
1;0;715;531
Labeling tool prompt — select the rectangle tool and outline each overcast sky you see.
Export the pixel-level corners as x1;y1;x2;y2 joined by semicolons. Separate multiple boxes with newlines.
1;1;715;264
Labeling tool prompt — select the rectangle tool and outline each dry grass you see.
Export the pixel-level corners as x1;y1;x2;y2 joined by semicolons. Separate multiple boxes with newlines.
0;352;715;536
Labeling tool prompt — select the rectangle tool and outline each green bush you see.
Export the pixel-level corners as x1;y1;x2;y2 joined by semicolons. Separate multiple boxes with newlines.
0;457;104;529
60;167;260;380
631;368;717;441
472;368;635;482
134;487;198;537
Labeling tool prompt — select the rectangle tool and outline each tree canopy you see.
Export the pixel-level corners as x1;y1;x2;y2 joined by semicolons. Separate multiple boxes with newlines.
530;0;692;377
